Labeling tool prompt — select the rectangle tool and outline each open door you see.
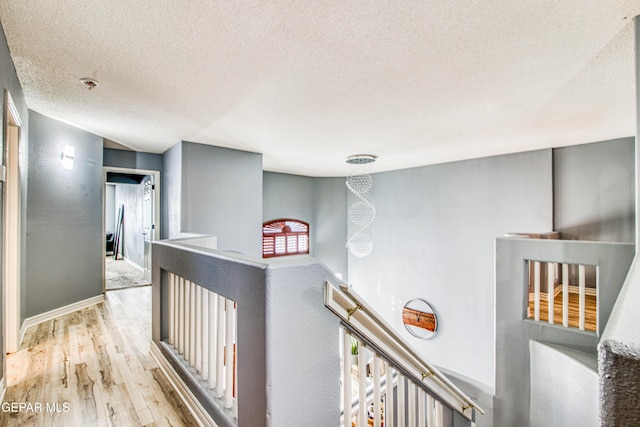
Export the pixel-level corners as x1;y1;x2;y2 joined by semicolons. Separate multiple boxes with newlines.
142;175;154;282
3;91;22;354
103;167;160;292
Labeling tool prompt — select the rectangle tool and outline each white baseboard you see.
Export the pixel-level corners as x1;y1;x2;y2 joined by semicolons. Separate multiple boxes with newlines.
567;284;597;297
150;341;218;427
19;294;105;346
123;256;144;272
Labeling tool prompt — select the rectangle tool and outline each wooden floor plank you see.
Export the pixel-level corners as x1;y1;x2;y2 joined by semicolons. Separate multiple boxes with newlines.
0;286;197;426
528;291;597;331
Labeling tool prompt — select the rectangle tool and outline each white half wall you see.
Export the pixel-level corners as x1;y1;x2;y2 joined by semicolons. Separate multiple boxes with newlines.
530;341;598;427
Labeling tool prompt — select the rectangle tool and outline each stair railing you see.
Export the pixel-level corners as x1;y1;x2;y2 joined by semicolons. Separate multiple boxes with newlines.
325;282;484;426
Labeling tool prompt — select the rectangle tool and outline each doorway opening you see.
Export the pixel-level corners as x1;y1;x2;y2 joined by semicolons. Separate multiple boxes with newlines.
103;167;160;292
3;92;22;354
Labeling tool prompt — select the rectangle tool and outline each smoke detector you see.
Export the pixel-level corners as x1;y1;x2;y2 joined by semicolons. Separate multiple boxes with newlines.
80;78;99;90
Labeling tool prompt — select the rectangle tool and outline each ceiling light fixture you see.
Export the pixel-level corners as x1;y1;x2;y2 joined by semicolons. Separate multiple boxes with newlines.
80;78;99;90
346;154;377;165
346;154;377;258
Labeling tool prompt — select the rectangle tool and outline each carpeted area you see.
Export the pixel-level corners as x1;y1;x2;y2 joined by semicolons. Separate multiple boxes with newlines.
106;257;151;290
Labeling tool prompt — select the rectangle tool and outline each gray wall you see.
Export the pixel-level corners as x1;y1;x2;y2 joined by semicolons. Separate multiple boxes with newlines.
348;150;553;389
0;19;29;382
162;142;182;240
495;238;634;426
530;342;598;427
26;111;103;317
263;171;315;255
262;173;348;278
554;137;635;242
314;177;348;278
599;257;640;426
103;147;163;172
263;172;314;224
597;18;640;426
181;141;263;257
114;183;144;268
152;240;342;427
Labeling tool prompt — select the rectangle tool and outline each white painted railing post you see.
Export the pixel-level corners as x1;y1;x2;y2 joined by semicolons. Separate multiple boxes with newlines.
343;330;352;427
562;263;569;327
358;340;367;427
386;364;394;427
208;292;218;390
178;276;185;355
195;285;202;373
373;354;381;427
435;400;443;427
418;387;426;427
224;299;235;409
579;264;586;331
185;279;191;361
408;381;416;426
215;295;225;398
398;374;406;426
201;287;209;380
547;262;554;324
161;269;241;423
534;261;541;321
189;280;196;367
168;273;175;345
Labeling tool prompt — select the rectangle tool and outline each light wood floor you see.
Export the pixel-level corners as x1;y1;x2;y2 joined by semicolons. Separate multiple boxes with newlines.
528;291;597;332
0;286;196;426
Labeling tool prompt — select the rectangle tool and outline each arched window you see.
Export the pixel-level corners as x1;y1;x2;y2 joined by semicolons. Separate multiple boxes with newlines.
262;219;309;258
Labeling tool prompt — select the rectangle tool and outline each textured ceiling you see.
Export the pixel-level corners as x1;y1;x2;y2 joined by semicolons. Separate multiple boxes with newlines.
0;1;638;176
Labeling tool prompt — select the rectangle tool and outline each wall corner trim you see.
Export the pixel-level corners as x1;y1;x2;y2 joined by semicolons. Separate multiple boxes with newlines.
0;377;6;403
149;341;217;427
19;294;105;346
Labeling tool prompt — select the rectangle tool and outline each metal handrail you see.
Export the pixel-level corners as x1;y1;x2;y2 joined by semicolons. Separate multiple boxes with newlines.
325;281;484;421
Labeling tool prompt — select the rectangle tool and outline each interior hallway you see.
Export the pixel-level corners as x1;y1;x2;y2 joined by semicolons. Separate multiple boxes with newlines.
0;286;196;426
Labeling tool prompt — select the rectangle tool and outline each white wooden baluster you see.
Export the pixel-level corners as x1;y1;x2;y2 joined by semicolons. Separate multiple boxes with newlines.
373;354;381;427
398;374;406;426
426;394;433;427
234;304;238;419
208;292;218;389
175;276;180;353
168;273;174;346
190;280;197;366
562;263;569;327
195;285;202;372
418;387;426;427
408;381;416;426
201;287;209;380
173;275;177;349
385;365;394;427
547;262;554;324
435;400;443;427
343;330;352;427
224;299;235;409
184;280;191;361
579;264;586;331
178;277;185;355
358;340;367;427
215;295;225;398
534;261;541;321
